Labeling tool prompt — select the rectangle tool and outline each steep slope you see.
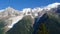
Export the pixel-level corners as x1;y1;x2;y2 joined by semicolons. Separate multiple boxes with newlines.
33;13;48;34
6;15;34;34
0;7;24;34
33;3;60;34
8;16;23;28
33;12;60;34
0;19;8;34
0;7;23;28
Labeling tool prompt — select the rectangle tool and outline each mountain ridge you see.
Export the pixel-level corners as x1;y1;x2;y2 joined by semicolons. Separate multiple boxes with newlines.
0;2;60;34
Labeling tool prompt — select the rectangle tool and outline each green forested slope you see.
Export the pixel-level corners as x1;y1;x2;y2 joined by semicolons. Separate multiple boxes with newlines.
6;15;34;34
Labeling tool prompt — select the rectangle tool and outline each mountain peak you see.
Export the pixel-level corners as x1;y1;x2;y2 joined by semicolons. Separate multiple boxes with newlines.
44;2;60;10
7;7;13;9
47;2;60;7
5;7;14;11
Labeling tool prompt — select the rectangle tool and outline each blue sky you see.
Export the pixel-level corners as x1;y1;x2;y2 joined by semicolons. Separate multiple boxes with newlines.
0;0;60;10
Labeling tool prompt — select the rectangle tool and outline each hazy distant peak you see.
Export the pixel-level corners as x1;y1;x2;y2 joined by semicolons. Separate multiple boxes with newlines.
7;6;12;8
5;7;14;11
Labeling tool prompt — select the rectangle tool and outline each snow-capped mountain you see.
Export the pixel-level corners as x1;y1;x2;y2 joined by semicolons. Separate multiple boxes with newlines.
0;2;60;34
0;2;60;18
0;7;23;18
44;2;60;10
6;3;60;34
0;2;60;27
0;7;24;33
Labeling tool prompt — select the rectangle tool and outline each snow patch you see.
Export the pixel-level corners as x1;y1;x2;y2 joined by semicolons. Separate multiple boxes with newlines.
8;15;23;28
0;9;4;12
44;2;60;10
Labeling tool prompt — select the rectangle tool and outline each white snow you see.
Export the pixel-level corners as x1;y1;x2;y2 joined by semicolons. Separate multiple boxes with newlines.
0;9;4;12
44;2;60;10
0;2;60;28
8;15;23;28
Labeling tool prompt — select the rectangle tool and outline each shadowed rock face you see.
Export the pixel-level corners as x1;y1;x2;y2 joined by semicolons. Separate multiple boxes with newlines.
33;12;60;34
6;15;34;34
33;13;48;34
56;5;60;13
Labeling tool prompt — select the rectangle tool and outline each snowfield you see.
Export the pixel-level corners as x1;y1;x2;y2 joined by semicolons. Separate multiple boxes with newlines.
8;15;23;28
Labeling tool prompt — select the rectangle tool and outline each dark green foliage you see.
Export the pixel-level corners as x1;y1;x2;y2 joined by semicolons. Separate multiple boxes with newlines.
6;15;34;34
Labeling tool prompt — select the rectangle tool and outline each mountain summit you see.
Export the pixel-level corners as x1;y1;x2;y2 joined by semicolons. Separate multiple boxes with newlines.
6;7;14;10
44;2;60;10
0;7;21;17
0;2;60;17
